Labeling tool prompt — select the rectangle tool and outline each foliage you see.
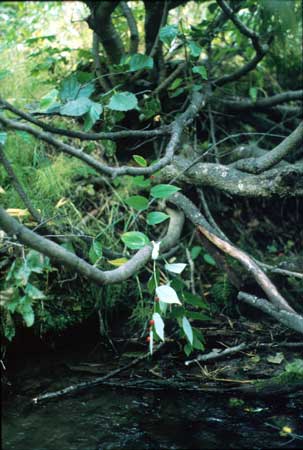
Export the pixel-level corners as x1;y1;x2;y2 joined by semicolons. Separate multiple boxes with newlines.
0;0;302;352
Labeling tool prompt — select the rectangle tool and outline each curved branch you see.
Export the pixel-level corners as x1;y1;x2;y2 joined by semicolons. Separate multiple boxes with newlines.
217;0;263;53
0;98;170;141
0;92;206;178
0;207;184;286
235;122;303;173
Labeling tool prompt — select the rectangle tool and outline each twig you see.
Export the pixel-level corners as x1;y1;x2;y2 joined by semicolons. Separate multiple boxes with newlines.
185;342;247;366
32;351;151;404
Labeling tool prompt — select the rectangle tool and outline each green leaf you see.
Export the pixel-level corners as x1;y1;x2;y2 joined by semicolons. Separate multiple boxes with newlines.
25;283;45;299
39;89;58;111
184;343;193;356
203;253;216;266
83;102;103;131
59;74;81;101
188;41;202;57
77;82;95;99
124;195;149;210
108;92;138;111
191;246;202;260
129;53;154;71
0;132;7;145
186;311;211;321
20;303;35;327
131;176;151;188
3;312;15;341
182;291;208;309
169;87;184;98
60;97;92;117
89;240;103;264
133;155;147;167
150;184;181;199
182;316;193;345
168;78;182;91
159;25;178;46
192;65;208;80
146;211;169;225
121;231;149;249
192;331;205;350
26;250;47;273
14;264;31;286
152;312;165;341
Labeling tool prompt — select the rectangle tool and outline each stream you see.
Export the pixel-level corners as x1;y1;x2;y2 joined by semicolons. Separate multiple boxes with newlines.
2;343;303;449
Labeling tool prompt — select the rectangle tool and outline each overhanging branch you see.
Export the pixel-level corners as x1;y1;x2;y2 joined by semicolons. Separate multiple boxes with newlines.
0;207;184;286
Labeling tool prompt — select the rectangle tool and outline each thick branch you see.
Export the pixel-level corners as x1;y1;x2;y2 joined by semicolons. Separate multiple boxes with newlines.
86;1;124;64
161;156;303;197
235;122;303;173
197;224;294;313
238;292;303;335
0;207;184;286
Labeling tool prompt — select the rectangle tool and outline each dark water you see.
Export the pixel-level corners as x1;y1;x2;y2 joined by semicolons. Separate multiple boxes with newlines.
2;383;303;449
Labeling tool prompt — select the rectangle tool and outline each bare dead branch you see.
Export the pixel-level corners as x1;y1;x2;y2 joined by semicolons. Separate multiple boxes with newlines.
197;223;294;313
169;192;295;313
185;342;247;366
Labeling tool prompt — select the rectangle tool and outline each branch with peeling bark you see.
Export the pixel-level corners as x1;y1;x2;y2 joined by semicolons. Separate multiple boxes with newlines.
0;207;184;286
169;192;296;313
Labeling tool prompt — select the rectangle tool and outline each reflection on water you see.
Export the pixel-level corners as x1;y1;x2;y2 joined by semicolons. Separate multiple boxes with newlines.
3;384;303;449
